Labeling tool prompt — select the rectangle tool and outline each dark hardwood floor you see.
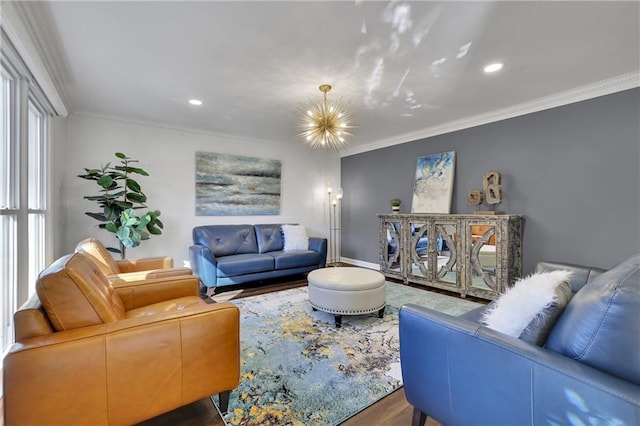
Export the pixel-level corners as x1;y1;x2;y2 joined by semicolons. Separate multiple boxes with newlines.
140;273;443;426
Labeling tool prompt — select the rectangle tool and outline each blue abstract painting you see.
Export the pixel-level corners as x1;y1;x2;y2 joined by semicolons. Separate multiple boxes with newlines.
411;151;456;213
195;152;281;216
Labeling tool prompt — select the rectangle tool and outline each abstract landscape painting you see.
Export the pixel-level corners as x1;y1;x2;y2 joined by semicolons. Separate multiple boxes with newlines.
195;152;281;216
411;151;456;213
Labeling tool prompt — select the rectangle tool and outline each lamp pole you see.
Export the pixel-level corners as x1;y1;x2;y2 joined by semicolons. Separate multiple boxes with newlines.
335;187;343;266
326;183;343;267
327;183;333;266
331;198;337;266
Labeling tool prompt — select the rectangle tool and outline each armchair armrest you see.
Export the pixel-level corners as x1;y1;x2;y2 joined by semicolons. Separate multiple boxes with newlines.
106;267;193;283
3;302;240;426
189;244;218;288
399;304;640;425
116;256;174;272
114;275;199;310
308;237;327;268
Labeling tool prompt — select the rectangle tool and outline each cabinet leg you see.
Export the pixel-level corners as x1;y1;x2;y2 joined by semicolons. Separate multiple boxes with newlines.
334;314;342;328
377;306;385;318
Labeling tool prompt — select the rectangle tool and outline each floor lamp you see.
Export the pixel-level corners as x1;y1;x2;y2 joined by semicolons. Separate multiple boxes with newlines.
327;184;342;267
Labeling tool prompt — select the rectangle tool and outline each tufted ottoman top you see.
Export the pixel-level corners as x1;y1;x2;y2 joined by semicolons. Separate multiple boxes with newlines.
308;267;385;291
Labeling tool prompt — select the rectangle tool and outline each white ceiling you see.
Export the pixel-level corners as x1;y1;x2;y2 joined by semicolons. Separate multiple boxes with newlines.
18;1;640;155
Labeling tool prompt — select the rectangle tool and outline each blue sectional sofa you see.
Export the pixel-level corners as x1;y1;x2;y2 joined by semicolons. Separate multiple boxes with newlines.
189;224;327;293
400;254;640;426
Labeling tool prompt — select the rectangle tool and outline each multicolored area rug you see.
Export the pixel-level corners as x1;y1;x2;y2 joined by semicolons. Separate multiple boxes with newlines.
212;281;481;426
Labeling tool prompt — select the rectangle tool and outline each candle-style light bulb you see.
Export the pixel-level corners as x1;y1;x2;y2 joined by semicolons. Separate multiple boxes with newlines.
336;187;343;200
327;182;333;195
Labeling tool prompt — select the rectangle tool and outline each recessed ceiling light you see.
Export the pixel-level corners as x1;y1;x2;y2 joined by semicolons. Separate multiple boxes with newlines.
188;99;203;106
483;62;504;73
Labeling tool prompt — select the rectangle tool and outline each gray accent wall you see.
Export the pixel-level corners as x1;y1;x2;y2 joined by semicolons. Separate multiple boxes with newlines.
341;88;640;273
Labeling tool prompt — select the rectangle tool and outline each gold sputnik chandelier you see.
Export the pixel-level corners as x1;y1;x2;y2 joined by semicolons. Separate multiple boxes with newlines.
298;84;353;150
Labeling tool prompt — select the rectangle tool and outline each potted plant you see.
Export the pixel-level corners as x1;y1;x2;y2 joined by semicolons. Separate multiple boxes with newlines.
390;199;402;213
78;152;163;259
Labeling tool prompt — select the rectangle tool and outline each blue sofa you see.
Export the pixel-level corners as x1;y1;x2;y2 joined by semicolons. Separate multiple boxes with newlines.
189;224;327;293
400;254;640;425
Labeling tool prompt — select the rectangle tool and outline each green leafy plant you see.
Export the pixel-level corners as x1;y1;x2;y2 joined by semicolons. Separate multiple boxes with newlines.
78;152;163;258
390;199;402;207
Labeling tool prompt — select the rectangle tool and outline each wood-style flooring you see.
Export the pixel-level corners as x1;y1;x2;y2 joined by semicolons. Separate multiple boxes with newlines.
138;386;437;426
140;274;442;426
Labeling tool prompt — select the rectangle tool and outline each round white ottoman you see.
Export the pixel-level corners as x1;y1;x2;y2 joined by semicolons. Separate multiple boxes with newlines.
307;267;386;327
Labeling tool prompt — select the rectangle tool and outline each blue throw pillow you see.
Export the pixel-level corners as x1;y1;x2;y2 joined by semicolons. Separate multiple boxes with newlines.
545;253;640;385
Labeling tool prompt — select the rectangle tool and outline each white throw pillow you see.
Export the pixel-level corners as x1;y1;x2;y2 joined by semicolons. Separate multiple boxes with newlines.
481;270;573;338
282;225;308;251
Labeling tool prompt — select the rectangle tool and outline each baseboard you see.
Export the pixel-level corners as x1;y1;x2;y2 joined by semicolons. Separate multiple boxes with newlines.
340;257;380;270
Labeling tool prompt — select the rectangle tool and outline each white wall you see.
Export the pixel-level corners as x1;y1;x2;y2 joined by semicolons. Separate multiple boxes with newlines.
62;113;340;266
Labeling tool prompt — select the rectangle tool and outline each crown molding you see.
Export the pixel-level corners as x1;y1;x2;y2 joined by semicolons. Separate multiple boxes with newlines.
0;2;69;116
340;72;640;158
71;111;321;153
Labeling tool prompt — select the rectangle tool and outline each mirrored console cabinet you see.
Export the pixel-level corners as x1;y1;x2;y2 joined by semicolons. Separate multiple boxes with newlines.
379;214;523;301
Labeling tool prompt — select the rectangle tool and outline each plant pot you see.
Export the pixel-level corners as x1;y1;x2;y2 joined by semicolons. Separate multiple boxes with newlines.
392;206;400;214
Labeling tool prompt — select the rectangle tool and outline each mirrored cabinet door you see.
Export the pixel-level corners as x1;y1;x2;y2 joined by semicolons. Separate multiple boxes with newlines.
380;218;403;278
468;224;499;297
434;221;460;287
408;222;430;279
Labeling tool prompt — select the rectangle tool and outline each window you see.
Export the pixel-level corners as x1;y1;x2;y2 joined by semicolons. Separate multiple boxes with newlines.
27;101;46;296
27;101;46;297
0;71;18;354
1;35;51;356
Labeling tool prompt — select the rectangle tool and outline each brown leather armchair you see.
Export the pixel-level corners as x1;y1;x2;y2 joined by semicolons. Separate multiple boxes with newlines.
75;237;193;282
3;252;240;426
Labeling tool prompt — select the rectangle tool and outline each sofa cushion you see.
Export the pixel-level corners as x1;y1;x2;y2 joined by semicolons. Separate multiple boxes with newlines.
215;253;275;278
535;261;606;294
481;270;573;340
270;250;320;270
36;253;126;331
546;253;640;385
255;224;284;253
125;296;206;318
193;225;258;257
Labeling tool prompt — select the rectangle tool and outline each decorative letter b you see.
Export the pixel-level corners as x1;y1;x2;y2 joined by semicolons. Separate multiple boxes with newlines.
483;170;502;205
